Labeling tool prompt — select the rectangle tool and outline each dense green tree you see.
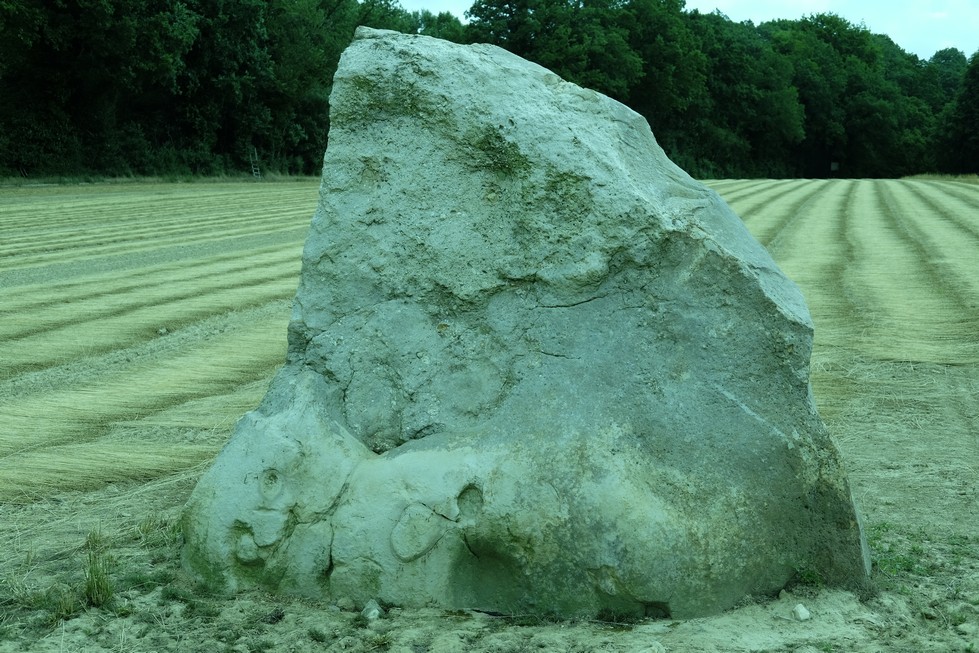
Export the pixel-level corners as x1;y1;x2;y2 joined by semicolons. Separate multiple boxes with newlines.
466;0;642;100
1;0;363;176
358;0;414;31
413;9;467;42
922;48;969;172
761;17;848;176
686;11;803;176
262;0;359;172
872;35;943;174
760;14;925;177
930;48;969;100
943;52;979;172
758;13;974;177
170;0;276;173
621;0;707;162
0;0;972;178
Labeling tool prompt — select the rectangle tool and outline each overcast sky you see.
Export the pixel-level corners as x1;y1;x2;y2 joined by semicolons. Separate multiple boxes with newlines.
397;0;978;60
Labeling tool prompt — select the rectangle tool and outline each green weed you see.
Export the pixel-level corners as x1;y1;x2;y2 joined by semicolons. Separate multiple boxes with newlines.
84;547;114;608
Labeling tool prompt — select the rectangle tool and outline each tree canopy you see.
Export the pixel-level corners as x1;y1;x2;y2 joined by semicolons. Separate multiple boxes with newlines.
1;0;975;177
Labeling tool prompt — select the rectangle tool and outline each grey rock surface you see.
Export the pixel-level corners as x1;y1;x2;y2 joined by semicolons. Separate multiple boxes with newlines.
182;27;871;619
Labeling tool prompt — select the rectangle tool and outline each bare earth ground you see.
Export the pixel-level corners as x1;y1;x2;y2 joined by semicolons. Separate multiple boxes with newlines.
1;178;977;652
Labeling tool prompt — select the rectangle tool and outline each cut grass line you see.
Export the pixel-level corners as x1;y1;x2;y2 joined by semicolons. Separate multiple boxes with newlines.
0;206;268;255
0;183;315;235
705;179;787;209
757;179;856;322
898;180;979;243
725;179;812;224
0;220;307;273
0;183;315;272
0;199;307;256
737;180;871;361
0;314;288;458
0;441;218;502
765;180;875;419
0;242;300;317
699;179;744;191
113;378;273;431
846;180;978;364
885;182;979;309
0;273;298;378
746;180;830;249
0;249;298;339
914;180;979;211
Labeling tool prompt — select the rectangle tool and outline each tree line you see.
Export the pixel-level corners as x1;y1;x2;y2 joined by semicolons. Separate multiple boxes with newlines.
1;0;976;178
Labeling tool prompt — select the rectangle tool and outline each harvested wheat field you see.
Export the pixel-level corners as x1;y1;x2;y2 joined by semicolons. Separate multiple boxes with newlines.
1;178;978;652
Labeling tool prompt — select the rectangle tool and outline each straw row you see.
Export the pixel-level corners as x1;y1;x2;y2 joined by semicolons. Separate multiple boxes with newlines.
0;257;299;377
739;180;831;248
717;179;979;365
0;181;315;501
847;180;978;364
0;242;299;319
705;179;787;209
0;183;314;271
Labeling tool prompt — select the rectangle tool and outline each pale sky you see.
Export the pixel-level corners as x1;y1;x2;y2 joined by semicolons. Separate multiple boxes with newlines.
398;0;978;60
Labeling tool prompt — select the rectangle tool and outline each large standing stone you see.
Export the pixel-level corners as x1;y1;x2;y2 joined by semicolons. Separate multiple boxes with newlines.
182;27;870;619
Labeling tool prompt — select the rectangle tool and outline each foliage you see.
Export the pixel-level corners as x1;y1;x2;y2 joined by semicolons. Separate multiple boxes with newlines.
684;10;803;177
83;529;115;608
0;0;401;176
0;0;974;177
941;52;979;173
466;0;643;100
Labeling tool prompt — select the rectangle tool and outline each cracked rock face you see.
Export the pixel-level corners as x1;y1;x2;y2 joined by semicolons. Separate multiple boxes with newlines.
182;27;870;619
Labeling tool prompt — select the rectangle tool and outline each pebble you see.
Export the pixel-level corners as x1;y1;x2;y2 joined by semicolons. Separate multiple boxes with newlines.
792;603;812;621
361;598;384;621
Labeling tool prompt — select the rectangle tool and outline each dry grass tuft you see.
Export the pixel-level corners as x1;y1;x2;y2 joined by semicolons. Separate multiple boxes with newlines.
905;173;979;185
0;443;219;503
